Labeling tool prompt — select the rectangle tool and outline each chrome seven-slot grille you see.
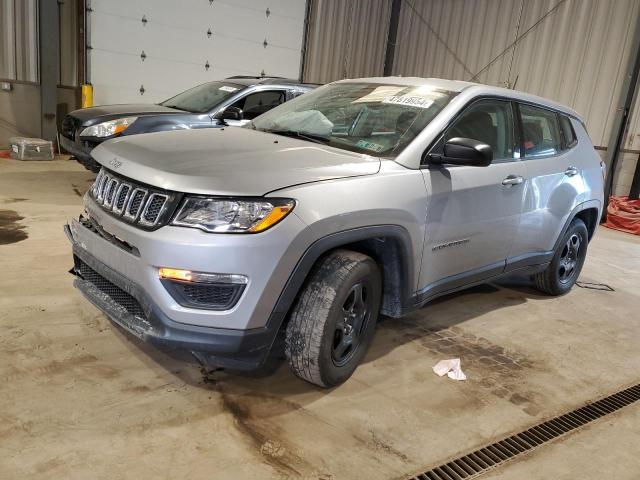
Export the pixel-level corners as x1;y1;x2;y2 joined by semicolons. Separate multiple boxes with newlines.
91;168;171;227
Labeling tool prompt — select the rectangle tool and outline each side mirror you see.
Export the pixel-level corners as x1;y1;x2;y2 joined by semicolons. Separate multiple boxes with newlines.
429;137;492;167
218;106;243;122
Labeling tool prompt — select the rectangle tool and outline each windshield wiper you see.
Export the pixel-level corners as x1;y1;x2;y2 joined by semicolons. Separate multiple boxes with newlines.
160;103;196;113
262;129;330;145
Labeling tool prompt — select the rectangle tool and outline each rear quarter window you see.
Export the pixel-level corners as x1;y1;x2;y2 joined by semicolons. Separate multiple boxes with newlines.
519;104;563;158
559;115;578;148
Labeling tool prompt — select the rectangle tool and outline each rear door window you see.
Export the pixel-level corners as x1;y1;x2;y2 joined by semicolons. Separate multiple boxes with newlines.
519;104;563;158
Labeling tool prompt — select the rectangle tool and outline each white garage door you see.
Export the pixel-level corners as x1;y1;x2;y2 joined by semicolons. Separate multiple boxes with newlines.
88;0;307;105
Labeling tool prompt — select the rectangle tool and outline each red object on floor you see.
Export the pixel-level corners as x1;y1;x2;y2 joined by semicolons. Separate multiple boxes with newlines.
603;196;640;235
0;150;11;158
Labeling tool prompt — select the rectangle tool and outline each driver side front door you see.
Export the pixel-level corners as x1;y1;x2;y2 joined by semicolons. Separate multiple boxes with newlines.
224;89;287;126
419;98;527;299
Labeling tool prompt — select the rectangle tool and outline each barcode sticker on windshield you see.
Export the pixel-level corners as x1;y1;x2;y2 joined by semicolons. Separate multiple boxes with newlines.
219;86;239;92
382;95;434;109
356;140;385;152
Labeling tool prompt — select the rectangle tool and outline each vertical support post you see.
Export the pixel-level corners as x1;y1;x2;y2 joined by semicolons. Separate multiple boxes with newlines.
76;0;86;106
298;0;312;82
602;12;640;220
39;0;60;142
85;0;92;85
383;0;402;76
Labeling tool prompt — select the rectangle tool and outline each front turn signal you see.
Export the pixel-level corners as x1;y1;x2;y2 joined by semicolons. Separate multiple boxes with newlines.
248;204;294;233
159;267;192;282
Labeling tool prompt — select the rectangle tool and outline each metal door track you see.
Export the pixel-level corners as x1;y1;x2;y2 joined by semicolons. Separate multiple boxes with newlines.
407;383;640;480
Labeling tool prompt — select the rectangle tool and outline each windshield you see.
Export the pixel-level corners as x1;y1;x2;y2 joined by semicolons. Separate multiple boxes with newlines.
252;82;456;157
160;81;243;113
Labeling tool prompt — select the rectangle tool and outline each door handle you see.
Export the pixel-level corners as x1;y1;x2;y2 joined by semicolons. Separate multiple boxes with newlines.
502;175;524;186
565;166;579;177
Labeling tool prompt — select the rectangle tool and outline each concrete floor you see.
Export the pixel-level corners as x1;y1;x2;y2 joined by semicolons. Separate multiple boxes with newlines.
1;157;639;480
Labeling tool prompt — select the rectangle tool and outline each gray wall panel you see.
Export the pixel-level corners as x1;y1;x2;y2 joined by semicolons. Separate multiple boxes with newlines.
303;0;392;83
392;0;640;149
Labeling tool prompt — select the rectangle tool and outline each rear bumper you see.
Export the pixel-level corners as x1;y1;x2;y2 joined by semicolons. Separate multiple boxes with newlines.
67;225;280;370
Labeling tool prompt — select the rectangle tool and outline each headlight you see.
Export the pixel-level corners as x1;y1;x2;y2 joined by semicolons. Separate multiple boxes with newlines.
79;117;138;138
172;198;295;233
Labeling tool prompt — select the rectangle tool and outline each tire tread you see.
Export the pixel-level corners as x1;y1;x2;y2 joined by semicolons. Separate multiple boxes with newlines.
285;250;374;387
534;218;588;296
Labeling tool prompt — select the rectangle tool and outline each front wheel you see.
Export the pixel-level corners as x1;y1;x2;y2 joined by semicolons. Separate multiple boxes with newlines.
534;218;588;295
285;250;382;387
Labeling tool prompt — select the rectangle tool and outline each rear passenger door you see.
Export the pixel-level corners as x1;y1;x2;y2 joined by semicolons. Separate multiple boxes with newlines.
507;104;584;269
420;99;527;293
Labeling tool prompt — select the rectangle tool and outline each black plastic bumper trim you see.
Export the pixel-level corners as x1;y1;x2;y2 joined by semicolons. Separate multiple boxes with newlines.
68;231;277;370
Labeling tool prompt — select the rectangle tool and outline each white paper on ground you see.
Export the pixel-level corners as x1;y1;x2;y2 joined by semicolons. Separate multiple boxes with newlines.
432;358;467;381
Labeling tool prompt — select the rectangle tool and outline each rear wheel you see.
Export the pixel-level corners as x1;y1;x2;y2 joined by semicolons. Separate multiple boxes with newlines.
534;218;588;295
285;250;381;387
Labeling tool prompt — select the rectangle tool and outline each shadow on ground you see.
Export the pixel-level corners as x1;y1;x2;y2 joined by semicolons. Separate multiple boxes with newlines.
114;274;553;404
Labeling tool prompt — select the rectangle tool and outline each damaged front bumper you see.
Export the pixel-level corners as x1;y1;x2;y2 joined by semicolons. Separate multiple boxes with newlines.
65;223;279;370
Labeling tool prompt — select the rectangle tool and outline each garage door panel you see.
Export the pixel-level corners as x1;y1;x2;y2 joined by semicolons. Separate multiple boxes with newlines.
89;0;305;106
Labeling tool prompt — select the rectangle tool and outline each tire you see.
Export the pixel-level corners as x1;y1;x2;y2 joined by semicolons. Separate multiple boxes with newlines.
73;155;101;173
534;218;588;295
285;249;382;387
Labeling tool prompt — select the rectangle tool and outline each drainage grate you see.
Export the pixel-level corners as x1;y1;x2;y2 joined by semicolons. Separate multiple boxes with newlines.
409;383;640;480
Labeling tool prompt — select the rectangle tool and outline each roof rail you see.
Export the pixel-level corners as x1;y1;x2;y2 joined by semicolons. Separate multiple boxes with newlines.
226;75;287;80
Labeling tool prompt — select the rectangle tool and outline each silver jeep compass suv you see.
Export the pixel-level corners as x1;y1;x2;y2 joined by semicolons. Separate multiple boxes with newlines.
66;77;604;387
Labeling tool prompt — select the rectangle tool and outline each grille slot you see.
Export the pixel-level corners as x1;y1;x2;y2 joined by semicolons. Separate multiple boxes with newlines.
408;383;640;480
89;168;178;229
104;178;119;207
92;169;105;196
113;183;132;214
125;188;147;220
96;172;110;202
75;259;146;319
140;193;168;226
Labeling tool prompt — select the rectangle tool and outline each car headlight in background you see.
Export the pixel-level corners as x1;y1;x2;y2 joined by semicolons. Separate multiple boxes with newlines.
172;198;295;233
79;117;138;138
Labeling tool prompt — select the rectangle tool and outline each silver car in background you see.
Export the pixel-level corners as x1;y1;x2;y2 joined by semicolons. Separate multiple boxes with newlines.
66;77;604;387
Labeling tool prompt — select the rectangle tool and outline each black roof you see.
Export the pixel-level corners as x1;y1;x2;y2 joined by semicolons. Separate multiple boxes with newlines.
225;75;319;87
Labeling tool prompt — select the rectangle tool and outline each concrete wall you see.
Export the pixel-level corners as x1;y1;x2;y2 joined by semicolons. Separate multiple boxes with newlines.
0;83;41;148
0;84;79;149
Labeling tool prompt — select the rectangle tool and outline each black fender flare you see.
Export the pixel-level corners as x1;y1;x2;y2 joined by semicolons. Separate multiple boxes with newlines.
552;199;602;252
263;224;415;336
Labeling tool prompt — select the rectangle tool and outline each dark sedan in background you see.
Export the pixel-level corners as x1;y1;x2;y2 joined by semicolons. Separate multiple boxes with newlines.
60;76;316;171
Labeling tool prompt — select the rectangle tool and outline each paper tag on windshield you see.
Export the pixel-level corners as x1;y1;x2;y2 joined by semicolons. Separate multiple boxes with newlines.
356;139;385;152
219;86;238;92
382;95;434;109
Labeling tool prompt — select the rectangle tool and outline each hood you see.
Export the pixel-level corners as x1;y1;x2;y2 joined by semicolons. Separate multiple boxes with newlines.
91;128;381;196
70;104;185;124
